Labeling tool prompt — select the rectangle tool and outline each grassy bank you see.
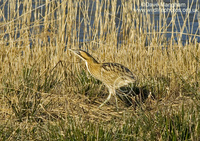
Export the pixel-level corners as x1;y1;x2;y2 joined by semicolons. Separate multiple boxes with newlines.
0;0;200;140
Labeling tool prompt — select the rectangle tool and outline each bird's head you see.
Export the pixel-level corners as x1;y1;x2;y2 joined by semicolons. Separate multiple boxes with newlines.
69;49;98;64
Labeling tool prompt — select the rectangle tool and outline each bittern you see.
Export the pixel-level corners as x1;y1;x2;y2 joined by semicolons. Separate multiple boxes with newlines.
69;49;136;109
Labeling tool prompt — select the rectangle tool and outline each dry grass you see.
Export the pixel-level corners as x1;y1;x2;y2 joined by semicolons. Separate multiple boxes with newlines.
0;0;200;140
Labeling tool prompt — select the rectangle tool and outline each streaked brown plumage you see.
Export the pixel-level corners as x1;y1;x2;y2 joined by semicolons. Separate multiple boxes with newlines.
69;49;136;109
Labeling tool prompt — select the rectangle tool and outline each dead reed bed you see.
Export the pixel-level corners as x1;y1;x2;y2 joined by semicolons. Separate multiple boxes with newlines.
0;0;200;140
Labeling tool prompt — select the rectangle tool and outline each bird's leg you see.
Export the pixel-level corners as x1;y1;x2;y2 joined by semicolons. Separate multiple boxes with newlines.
99;90;112;108
113;90;119;111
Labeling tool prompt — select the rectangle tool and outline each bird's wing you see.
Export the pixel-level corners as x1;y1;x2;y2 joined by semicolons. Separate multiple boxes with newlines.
101;63;135;79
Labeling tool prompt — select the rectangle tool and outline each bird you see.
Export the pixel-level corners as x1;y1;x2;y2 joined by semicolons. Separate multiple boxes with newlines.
69;49;136;110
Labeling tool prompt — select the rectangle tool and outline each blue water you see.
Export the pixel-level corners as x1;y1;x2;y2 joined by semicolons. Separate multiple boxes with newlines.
0;0;199;47
141;0;200;45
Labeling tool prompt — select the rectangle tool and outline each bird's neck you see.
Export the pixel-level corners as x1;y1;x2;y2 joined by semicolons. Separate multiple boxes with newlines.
85;60;100;77
85;60;99;69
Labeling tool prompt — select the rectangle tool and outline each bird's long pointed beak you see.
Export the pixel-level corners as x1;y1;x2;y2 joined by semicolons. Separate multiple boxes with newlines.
68;49;86;61
68;49;80;55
